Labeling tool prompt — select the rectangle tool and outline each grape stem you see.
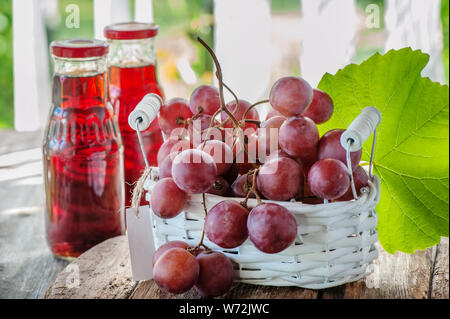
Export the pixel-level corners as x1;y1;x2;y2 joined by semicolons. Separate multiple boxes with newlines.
192;193;210;252
242;99;270;121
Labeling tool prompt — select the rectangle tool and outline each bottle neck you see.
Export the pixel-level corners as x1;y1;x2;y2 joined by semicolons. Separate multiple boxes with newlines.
107;38;156;68
53;56;107;77
52;56;108;109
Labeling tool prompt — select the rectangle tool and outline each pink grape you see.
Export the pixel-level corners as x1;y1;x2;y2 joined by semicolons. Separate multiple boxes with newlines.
279;116;319;158
207;177;230;196
198;140;233;175
189;85;221;116
195;251;234;297
233;131;259;175
265;108;285;120
153;248;199;294
257;115;284;160
302;89;334;124
269;77;313;117
159;151;179;178
158;98;194;136
318;129;362;169
188;114;222;146
157;136;192;165
221;99;259;130
152;241;190;267
171;149;217;194
257;157;304;201
231;174;255;198
247;203;297;254
150;178;188;219
204;200;249;249
308;159;350;200
337;165;369;201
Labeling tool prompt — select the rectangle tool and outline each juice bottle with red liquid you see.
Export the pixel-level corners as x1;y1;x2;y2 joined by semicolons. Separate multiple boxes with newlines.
105;22;164;206
43;39;124;259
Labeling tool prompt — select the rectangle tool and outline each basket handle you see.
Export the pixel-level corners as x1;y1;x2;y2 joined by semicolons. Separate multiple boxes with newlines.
340;107;381;152
128;93;163;131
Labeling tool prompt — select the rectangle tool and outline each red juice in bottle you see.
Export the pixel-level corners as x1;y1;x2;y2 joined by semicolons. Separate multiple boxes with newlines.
105;23;164;206
43;39;123;259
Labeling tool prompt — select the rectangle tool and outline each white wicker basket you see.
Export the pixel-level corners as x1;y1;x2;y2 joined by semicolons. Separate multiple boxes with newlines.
144;168;380;290
137;106;382;290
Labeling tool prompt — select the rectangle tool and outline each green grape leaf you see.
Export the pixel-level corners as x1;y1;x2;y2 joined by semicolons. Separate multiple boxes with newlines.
318;48;449;254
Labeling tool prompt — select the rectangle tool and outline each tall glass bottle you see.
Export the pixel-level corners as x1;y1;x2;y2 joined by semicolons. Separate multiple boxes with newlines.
105;22;164;206
43;39;124;259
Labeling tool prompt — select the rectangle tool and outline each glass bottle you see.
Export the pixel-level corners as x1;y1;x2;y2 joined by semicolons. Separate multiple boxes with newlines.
43;39;124;259
105;22;164;206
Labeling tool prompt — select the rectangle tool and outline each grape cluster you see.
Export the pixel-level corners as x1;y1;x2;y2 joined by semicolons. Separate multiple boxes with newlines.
148;39;369;298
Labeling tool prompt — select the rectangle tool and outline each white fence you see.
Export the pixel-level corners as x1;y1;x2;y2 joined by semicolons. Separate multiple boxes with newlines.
12;0;445;131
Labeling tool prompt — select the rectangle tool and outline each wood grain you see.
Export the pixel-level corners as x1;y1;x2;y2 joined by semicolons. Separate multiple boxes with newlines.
431;238;449;299
44;235;449;299
44;236;137;299
321;243;435;299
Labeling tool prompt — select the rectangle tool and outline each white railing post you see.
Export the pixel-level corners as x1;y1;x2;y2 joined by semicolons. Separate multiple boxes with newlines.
213;0;272;104
299;0;358;88
94;0;131;40
385;0;445;83
12;0;51;132
134;0;154;23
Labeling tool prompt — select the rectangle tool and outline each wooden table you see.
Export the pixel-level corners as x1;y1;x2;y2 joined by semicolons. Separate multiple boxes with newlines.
44;235;449;299
1;130;448;299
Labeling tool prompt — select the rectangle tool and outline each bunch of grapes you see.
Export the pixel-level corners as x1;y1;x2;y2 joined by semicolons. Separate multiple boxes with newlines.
148;38;369;297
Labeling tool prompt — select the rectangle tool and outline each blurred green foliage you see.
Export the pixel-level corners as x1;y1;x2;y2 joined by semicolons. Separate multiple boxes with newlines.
0;0;12;129
0;0;448;128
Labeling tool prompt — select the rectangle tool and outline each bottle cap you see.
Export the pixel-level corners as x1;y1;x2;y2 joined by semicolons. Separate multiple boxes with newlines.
104;22;159;40
50;39;108;58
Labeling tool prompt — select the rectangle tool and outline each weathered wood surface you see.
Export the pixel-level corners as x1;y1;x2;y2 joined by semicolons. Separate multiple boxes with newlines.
45;235;449;299
0;130;68;299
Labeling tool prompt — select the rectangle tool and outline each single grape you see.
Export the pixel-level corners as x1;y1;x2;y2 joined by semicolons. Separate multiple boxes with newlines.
159;151;179;178
150;178;188;219
318;129;362;169
221;99;259;130
231;174;255;198
265;149;302;166
308;159;350;200
265;108;285;120
152;241;190;266
337;165;369;201
195;251;234;297
157;136;192;165
233;131;259;175
256;157;304;201
189;85;221;116
153;248;199;294
158;98;194;136
204;200;249;249
188;114;222;146
198;140;233;175
247;203;297;254
269;77;313;117
207;177;230;196
257;115;284;161
302;89;334;124
171;149;217;194
279;116;319;158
